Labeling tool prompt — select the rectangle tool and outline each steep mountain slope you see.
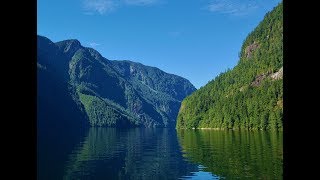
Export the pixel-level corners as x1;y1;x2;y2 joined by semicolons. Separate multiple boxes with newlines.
37;36;196;128
177;3;283;130
37;36;89;131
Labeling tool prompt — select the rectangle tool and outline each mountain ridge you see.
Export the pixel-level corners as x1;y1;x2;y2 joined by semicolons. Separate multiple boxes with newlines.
37;35;196;128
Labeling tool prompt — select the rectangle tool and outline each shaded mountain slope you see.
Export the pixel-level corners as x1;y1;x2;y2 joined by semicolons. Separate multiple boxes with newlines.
37;36;196;128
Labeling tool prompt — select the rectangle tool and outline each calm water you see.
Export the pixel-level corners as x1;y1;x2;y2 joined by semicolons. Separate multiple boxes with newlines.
37;128;282;179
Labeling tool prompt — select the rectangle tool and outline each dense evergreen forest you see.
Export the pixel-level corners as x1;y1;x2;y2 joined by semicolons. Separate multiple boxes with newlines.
177;2;283;130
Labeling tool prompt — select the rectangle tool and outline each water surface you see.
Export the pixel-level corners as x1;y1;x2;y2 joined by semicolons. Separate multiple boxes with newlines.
177;130;283;179
38;128;282;179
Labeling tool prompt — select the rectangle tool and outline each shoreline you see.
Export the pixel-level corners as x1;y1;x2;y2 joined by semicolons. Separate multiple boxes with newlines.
176;127;283;131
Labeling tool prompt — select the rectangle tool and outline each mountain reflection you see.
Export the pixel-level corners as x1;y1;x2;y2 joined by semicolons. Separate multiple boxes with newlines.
64;128;198;180
177;130;283;179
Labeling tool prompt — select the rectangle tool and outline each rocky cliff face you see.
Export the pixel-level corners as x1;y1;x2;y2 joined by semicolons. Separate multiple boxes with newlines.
271;67;283;80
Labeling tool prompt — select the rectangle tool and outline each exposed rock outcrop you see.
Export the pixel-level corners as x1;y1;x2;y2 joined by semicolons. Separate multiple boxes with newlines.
245;41;259;58
271;67;283;80
251;67;283;87
251;73;268;87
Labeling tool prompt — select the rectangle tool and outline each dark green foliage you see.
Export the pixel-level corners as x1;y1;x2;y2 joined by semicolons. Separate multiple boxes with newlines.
38;36;196;127
177;130;283;179
177;2;283;130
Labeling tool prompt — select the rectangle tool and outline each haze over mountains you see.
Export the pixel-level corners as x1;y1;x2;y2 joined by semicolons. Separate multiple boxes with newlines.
37;35;196;129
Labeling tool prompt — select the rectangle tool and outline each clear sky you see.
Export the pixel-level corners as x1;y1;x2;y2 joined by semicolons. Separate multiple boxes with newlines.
38;0;281;89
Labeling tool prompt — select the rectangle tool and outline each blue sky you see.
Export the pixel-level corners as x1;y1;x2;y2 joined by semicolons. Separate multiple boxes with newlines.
38;0;281;89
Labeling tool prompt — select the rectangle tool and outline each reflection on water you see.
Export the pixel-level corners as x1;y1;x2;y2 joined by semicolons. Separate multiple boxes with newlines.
38;128;282;179
63;128;199;180
37;123;87;180
177;130;283;179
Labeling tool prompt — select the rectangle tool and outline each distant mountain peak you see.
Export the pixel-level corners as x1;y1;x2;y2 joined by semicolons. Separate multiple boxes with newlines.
55;39;83;57
60;39;82;47
38;35;196;128
37;35;53;44
87;47;106;61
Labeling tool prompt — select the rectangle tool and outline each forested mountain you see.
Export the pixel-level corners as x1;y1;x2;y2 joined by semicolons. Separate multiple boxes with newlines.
37;36;196;128
37;36;89;132
177;2;283;130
